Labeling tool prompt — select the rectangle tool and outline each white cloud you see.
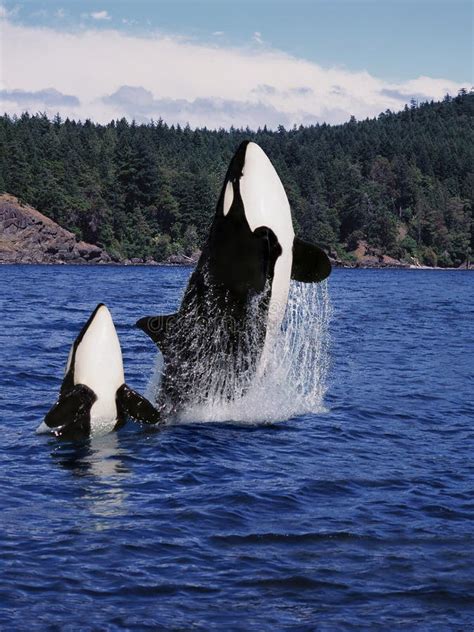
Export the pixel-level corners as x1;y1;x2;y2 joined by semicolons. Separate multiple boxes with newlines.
90;10;110;21
102;85;295;128
55;8;65;19
0;17;467;129
253;31;263;45
0;87;79;106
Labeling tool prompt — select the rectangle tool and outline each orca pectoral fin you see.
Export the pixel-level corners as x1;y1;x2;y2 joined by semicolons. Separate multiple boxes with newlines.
52;418;91;441
136;313;177;347
117;384;163;425
44;384;96;439
291;237;332;283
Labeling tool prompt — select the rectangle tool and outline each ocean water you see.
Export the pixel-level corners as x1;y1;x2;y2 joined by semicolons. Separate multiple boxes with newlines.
1;265;473;630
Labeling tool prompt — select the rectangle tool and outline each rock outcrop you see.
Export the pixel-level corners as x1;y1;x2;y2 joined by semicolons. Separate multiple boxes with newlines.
165;251;201;266
0;194;111;264
349;240;409;268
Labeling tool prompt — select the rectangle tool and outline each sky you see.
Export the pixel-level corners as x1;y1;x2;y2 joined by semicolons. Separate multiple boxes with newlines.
0;0;472;129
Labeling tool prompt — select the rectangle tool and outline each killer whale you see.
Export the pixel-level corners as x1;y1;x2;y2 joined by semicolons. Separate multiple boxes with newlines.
38;304;161;439
137;141;331;419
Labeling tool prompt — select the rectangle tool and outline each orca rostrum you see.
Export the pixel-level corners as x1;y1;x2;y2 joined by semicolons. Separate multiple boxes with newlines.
137;141;331;419
38;304;161;439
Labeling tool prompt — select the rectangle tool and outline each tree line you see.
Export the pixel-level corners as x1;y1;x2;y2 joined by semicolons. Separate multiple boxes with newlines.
0;90;472;266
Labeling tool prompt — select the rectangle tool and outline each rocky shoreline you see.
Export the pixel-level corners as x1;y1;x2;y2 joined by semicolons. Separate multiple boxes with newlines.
0;194;111;264
0;194;203;267
0;195;470;270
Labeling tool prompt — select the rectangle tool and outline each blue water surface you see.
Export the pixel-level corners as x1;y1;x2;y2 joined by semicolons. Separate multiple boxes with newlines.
1;265;473;631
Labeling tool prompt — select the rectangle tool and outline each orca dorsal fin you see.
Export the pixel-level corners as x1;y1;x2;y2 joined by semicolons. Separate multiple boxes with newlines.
116;384;163;425
291;237;332;283
136;313;177;347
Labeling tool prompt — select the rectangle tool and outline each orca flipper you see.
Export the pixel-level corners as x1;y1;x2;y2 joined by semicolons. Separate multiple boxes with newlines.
291;237;332;283
117;384;163;425
136;314;177;347
44;384;96;439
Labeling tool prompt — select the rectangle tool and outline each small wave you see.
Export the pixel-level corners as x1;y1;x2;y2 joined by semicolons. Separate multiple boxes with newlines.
211;530;376;546
240;575;348;591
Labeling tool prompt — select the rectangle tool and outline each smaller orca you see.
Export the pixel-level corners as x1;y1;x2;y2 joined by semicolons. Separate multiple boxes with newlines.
38;304;161;439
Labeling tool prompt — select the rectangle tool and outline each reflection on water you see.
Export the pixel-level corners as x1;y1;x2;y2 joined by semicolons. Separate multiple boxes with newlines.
51;433;130;524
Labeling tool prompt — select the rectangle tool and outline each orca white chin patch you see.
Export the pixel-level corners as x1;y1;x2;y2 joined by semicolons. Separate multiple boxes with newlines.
239;142;294;249
75;304;124;423
239;142;295;375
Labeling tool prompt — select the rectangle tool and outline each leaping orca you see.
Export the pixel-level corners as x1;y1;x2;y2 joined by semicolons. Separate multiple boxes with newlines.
38;304;161;439
137;141;331;419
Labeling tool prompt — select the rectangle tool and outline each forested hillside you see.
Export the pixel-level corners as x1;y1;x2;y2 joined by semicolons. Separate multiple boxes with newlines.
1;91;472;266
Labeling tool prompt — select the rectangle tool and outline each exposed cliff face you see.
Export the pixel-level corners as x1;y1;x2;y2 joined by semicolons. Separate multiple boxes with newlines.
0;195;111;264
349;240;409;268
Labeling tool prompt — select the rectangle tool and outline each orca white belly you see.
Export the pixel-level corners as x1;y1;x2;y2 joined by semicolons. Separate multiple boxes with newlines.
74;305;124;434
239;142;294;376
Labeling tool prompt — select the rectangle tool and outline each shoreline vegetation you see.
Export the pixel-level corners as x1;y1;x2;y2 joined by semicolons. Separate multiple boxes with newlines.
2;262;472;270
1;92;472;269
0;193;471;270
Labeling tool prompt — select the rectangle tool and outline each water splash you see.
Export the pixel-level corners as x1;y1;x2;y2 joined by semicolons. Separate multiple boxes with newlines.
148;280;331;424
184;280;331;423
